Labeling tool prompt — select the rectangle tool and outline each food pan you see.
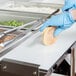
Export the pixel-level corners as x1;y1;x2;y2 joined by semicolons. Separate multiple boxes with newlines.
0;10;40;28
0;9;54;30
0;27;24;49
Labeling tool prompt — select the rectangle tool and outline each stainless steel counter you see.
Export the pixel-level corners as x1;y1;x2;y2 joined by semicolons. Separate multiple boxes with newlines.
0;23;76;71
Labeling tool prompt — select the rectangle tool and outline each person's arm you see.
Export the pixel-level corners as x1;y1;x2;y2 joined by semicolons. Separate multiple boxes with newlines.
70;10;76;20
40;11;75;36
39;0;76;37
62;0;76;11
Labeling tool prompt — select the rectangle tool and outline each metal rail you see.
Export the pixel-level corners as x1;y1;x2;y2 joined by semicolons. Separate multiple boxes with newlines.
0;20;37;38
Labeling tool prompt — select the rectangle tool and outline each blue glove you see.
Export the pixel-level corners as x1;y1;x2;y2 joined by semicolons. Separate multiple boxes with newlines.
40;11;75;36
62;0;76;11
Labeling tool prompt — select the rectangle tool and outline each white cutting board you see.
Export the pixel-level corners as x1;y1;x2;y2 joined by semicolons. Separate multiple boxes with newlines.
0;23;76;71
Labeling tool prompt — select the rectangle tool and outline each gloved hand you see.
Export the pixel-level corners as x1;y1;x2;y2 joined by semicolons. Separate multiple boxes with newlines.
40;11;75;36
62;0;76;11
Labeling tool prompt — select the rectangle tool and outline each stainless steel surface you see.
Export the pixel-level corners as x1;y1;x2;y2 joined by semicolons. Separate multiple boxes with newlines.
8;1;63;8
0;0;63;14
0;23;76;70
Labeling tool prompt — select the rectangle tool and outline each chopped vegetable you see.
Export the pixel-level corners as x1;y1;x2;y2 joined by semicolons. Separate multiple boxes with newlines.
0;20;24;27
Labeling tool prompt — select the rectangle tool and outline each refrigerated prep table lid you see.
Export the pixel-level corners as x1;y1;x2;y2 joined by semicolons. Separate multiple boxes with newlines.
0;23;76;71
0;0;63;14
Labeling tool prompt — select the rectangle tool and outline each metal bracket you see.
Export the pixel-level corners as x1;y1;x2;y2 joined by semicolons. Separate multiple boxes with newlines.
45;41;76;76
71;42;76;76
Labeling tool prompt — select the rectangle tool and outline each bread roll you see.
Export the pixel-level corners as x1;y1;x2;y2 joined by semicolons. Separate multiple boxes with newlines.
42;27;57;45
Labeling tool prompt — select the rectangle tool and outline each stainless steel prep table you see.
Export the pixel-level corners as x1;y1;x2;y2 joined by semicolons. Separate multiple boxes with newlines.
0;7;61;76
0;1;75;76
0;22;76;76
